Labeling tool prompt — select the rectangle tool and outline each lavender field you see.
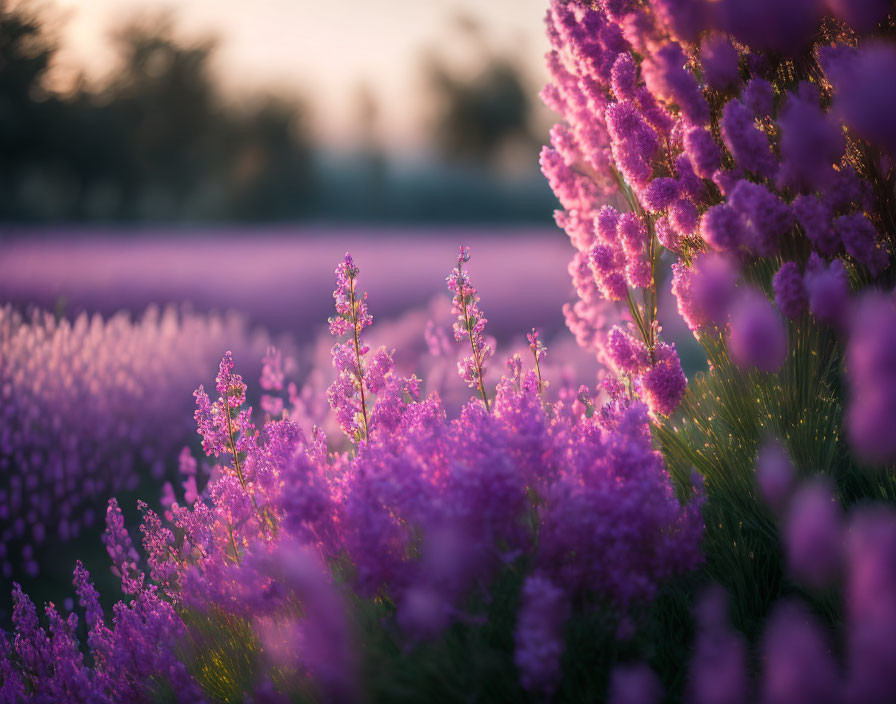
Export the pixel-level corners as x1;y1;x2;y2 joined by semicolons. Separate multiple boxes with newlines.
0;227;610;596
0;228;575;339
3;1;896;703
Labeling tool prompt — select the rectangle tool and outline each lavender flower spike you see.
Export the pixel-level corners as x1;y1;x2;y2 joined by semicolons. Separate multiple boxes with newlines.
327;253;374;441
447;246;494;410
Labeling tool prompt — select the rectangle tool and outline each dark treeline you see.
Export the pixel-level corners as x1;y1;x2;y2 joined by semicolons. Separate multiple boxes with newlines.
1;7;311;222
0;4;554;225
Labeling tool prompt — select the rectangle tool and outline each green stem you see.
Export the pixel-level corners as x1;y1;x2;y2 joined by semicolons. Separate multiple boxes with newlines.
533;351;544;396
227;524;241;564
348;275;371;441
459;268;490;412
223;390;270;532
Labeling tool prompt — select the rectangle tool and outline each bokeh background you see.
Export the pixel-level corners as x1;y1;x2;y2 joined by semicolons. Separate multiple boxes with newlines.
0;0;586;341
1;0;554;223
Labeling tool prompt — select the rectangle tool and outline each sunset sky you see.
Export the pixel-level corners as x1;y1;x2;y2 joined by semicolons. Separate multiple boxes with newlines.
48;0;550;149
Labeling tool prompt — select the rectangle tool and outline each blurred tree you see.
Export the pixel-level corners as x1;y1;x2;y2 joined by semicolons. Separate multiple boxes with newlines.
224;96;312;220
0;3;550;225
101;16;221;218
353;82;388;218
99;16;312;220
0;1;66;216
0;4;313;222
427;57;532;166
424;17;535;170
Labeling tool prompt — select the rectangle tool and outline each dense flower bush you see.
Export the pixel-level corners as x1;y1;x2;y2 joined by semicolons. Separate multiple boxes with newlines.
0;251;704;701
540;0;895;434
3;0;896;701
0;305;270;578
538;0;896;701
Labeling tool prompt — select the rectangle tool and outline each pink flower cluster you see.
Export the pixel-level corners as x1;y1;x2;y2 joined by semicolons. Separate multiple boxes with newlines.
447;246;494;409
540;0;895;423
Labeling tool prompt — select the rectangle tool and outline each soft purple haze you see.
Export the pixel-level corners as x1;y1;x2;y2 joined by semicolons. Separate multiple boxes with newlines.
0;227;572;341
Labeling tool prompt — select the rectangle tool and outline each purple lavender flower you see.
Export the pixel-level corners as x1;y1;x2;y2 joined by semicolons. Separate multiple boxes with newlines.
642;43;710;124
700;203;748;252
711;168;744;198
0;305;266;577
785;481;843;588
793;195;840;257
672;253;737;333
606;326;650;375
675;153;707;203
669;198;699;239
720;99;777;179
514;574;568;695
640;342;688;416
773;262;808;320
717;0;822;54
253;541;358;701
540;146;602;213
846;294;896;465
611;52;639;100
538;400;703;603
327;253;376;441
727;290;788;373
194;351;256;461
836;213;887;276
805;255;851;328
606;100;661;189
688;587;750;704
527;328;548;394
828;44;896;156
844;508;896;704
650;0;708;43
728;180;793;257
447;246;494;410
683;125;722;180
825;166;870;213
742;77;774;118
608;663;663;704
642;177;680;212
655;216;683;251
756;439;796;511
761;601;842;704
102;498;143;594
701;34;740;90
777;85;845;193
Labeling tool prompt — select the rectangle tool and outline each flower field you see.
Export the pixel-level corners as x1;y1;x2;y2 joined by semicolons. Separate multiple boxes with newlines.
0;229;574;340
3;1;896;703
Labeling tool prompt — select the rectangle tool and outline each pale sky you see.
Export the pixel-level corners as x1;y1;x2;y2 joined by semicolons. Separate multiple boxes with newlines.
47;0;550;148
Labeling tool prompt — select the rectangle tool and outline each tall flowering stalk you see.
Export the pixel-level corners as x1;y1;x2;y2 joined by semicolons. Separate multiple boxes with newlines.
194;351;276;549
541;0;895;429
540;1;696;418
328;253;373;442
447;246;493;411
194;352;255;488
527;328;548;395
